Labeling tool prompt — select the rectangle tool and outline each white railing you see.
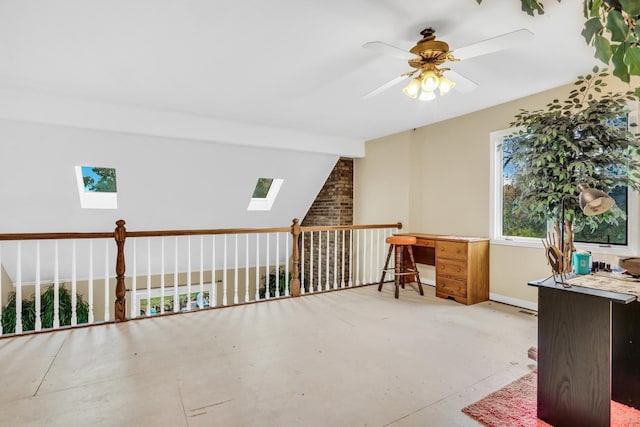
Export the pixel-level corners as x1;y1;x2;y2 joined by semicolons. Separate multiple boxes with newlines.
0;219;402;336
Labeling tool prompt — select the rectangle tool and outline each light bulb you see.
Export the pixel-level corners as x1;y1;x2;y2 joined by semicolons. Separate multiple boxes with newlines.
419;90;436;101
402;78;422;99
438;75;456;95
421;70;440;92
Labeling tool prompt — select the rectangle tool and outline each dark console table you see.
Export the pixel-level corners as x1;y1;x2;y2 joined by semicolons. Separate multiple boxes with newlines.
528;276;640;427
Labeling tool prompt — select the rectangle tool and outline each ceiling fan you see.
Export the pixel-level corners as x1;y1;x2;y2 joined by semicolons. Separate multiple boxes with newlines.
362;27;533;101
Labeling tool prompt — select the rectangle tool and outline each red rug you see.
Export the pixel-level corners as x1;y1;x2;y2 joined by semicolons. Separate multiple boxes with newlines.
462;372;640;427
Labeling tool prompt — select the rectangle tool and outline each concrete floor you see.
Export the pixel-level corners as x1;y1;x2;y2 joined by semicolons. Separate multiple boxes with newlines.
0;284;538;427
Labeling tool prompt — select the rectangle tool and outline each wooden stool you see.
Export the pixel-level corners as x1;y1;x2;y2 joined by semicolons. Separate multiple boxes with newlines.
378;235;424;299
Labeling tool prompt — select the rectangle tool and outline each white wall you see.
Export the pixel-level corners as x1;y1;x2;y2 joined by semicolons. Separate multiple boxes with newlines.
0;118;338;233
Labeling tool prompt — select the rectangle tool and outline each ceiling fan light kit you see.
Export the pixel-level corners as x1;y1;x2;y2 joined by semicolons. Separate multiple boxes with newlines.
402;28;458;101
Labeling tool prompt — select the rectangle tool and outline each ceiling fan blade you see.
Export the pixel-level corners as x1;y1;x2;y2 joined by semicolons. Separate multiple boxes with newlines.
362;74;411;99
454;29;533;61
362;41;415;60
445;70;478;93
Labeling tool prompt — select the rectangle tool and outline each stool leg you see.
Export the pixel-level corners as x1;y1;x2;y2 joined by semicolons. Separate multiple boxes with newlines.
394;244;402;298
407;246;424;296
378;244;394;292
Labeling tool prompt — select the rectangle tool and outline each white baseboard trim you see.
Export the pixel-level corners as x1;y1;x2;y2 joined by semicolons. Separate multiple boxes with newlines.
489;293;538;312
420;279;436;287
420;279;538;312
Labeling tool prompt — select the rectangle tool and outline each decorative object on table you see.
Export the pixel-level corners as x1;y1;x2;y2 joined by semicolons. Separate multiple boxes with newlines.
501;67;640;278
542;183;616;284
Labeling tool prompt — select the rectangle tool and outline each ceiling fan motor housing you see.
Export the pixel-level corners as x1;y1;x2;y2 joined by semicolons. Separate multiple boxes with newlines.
408;35;455;69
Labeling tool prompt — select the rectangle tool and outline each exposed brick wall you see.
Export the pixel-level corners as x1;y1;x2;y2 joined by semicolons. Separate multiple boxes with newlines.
301;158;353;291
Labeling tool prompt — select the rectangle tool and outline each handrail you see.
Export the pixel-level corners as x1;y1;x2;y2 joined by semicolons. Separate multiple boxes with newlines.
300;223;402;232
0;232;114;241
0;218;403;328
0;222;402;241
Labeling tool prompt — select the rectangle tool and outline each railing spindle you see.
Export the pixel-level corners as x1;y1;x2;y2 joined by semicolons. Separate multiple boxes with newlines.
285;232;290;297
161;237;166;314
234;234;239;304
318;231;322;291
333;230;338;289
341;230;345;288
132;239;137;318
309;231;314;293
35;241;41;331
325;231;330;291
212;235;217;307
255;234;260;301
146;238;152;316
187;236;192;310
53;241;59;328
275;232;280;298
15;242;22;334
265;233;270;299
174;237;179;313
245;234;250;302
88;240;94;324
71;240;77;326
200;236;204;307
300;231;305;295
223;235;228;306
376;229;381;283
104;239;110;322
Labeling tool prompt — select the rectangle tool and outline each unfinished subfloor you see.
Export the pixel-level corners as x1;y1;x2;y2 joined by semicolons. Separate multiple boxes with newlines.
0;284;538;426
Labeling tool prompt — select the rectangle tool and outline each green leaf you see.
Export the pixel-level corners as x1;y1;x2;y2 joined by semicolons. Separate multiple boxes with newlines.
634;87;640;99
520;0;545;16
620;0;640;16
612;43;631;82
624;45;640;75
595;35;614;63
582;17;603;44
585;0;604;18
606;10;628;42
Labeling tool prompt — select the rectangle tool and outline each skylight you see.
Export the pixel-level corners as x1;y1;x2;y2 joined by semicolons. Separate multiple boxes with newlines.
75;166;118;209
247;178;283;211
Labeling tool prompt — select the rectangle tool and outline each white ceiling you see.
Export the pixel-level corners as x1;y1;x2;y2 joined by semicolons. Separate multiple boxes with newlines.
0;0;598;155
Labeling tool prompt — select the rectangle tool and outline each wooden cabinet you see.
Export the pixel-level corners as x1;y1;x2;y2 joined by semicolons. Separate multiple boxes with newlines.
398;234;490;305
435;239;489;305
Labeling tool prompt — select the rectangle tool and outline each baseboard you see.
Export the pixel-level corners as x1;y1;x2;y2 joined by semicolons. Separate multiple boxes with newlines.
489;293;538;312
420;279;537;311
420;279;436;287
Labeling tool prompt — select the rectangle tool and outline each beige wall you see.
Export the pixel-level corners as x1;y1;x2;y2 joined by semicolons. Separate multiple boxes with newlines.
355;76;639;307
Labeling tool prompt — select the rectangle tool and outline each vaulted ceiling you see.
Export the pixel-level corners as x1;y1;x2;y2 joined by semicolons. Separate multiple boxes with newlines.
0;0;599;156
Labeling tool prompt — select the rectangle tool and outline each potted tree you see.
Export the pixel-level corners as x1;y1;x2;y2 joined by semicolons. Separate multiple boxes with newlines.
504;67;640;272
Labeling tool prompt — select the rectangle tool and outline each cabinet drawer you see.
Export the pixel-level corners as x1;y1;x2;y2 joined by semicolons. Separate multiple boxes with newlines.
436;276;467;298
436;241;467;261
436;258;467;279
415;237;435;247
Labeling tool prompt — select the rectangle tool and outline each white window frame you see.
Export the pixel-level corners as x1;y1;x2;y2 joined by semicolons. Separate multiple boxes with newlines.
74;166;118;209
247;178;283;211
489;127;639;257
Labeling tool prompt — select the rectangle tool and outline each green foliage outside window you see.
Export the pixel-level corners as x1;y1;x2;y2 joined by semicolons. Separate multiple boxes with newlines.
500;67;640;248
82;167;117;193
252;178;273;199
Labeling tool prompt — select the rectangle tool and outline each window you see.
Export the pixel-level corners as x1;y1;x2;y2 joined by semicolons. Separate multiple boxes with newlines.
490;129;638;255
74;166;118;209
247;177;283;211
